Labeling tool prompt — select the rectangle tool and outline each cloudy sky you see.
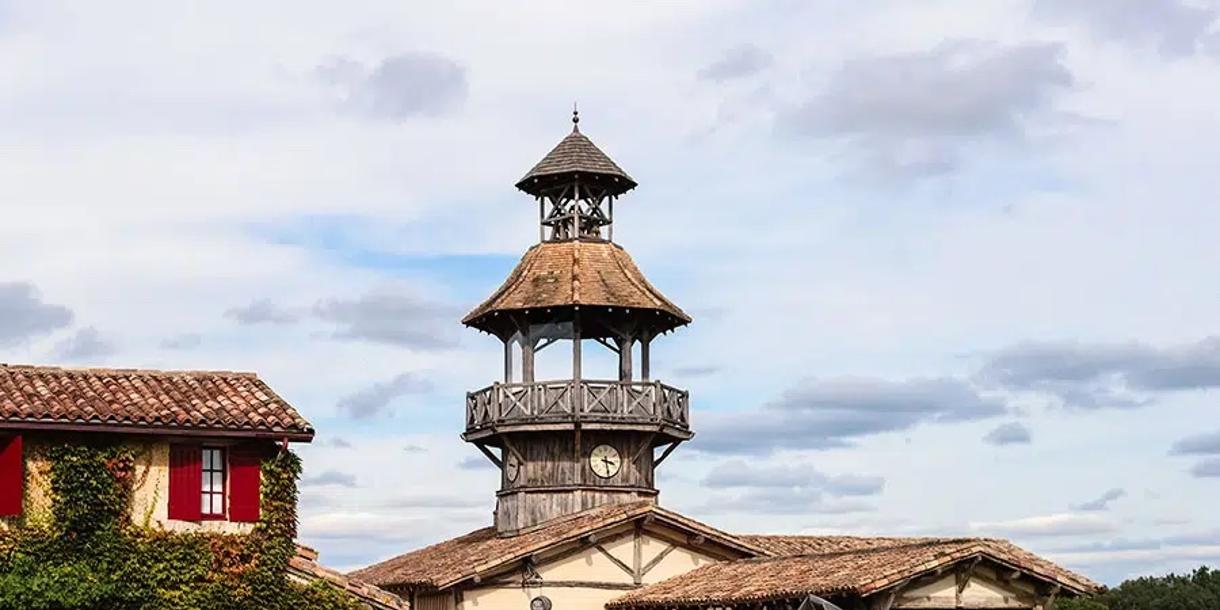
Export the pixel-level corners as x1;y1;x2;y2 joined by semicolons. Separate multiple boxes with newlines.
3;0;1220;585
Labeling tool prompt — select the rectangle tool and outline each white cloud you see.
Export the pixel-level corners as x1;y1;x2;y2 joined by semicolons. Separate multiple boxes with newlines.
335;372;432;419
2;0;1220;585
0;281;73;346
970;513;1117;538
51;327;117;362
1033;0;1220;58
777;40;1074;178
316;52;467;120
983;422;1032;446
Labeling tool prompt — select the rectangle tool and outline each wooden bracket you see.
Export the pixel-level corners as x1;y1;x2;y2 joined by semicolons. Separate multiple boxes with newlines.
474;443;503;468
957;556;981;594
654;440;682;468
593;337;620;353
594;543;635;578
1037;584;1061;609
640;544;677;578
871;590;897;610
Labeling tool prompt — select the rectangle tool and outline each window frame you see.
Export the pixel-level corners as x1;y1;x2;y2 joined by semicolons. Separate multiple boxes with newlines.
200;446;227;520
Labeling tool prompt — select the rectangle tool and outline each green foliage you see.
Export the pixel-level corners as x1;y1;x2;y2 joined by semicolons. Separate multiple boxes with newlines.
0;440;363;610
1058;598;1115;610
1058;567;1220;610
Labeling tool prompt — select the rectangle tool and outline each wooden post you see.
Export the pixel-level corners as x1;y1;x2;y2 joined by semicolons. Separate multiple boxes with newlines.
632;520;643;585
521;335;536;383
572;181;580;239
538;197;545;242
641;333;651;381
618;334;633;382
504;338;513;382
572;316;582;382
609;196;614;242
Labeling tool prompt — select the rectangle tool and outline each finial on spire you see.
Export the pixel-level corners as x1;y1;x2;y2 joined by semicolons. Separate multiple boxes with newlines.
572;102;580;132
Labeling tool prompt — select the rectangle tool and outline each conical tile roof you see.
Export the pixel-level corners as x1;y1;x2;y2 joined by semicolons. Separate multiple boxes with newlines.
515;124;637;196
462;240;688;334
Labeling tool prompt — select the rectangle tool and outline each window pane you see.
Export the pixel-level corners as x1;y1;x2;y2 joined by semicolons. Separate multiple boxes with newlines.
211;472;223;492
202;450;213;470
201;494;209;513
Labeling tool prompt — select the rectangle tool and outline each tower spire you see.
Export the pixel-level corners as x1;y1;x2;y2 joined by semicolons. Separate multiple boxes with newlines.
515;113;636;242
462;119;692;534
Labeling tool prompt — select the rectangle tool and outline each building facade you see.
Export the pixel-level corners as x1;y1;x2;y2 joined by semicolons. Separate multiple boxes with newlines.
351;115;1104;610
0;364;404;609
0;365;314;531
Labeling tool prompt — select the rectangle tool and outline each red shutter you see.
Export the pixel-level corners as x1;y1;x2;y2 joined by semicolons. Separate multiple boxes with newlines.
168;444;202;521
0;435;23;517
228;445;262;523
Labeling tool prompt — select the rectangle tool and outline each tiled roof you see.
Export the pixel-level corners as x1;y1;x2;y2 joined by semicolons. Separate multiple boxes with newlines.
289;546;407;610
462;240;690;333
608;535;1103;608
0;364;314;440
349;501;761;591
516;127;636;196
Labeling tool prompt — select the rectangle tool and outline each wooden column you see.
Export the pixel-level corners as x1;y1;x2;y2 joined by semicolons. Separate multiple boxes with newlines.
641;333;651;380
521;336;536;383
572;316;582;382
608;196;614;242
503;338;513;382
572;181;581;239
618;334;633;382
538;197;545;242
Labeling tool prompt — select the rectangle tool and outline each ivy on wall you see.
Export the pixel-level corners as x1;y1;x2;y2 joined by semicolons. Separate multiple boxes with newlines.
0;438;363;610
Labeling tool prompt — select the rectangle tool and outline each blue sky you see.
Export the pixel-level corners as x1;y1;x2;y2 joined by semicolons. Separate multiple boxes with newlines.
2;0;1220;585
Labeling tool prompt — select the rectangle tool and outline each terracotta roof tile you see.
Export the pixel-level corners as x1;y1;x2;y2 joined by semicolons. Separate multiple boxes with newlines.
608;535;1103;608
0;364;313;439
462;240;690;332
349;502;760;591
290;546;407;610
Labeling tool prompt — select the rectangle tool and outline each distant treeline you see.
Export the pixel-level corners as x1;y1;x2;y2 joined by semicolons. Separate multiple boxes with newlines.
1058;566;1220;610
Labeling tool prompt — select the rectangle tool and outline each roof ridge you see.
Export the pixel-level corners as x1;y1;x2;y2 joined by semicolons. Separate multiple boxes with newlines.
0;363;260;378
745;533;986;542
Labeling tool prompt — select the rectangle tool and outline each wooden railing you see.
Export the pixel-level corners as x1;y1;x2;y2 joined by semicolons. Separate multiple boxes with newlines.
465;380;690;431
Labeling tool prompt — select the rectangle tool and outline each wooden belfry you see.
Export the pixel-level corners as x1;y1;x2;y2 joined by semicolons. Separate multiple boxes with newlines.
462;111;694;534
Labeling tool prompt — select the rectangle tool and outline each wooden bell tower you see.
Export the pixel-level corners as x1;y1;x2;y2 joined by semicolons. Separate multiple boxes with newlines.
462;111;693;535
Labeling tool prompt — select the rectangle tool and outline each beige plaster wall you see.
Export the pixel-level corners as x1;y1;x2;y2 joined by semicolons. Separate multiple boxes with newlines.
463;531;719;610
897;566;1038;608
462;584;626;610
415;592;457;610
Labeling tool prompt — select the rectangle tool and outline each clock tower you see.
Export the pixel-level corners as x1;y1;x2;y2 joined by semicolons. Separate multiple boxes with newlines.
462;111;693;535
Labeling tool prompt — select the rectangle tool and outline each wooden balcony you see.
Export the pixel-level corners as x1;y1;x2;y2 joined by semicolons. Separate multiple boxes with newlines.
464;379;690;439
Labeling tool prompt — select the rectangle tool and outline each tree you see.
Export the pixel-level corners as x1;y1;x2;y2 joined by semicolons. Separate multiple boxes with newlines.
1057;567;1220;610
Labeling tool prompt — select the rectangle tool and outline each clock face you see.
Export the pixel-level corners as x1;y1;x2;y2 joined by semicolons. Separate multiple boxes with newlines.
589;444;621;478
530;596;552;610
505;453;520;483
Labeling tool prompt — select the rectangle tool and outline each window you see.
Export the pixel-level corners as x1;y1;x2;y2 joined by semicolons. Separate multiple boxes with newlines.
169;443;260;523
200;447;226;519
